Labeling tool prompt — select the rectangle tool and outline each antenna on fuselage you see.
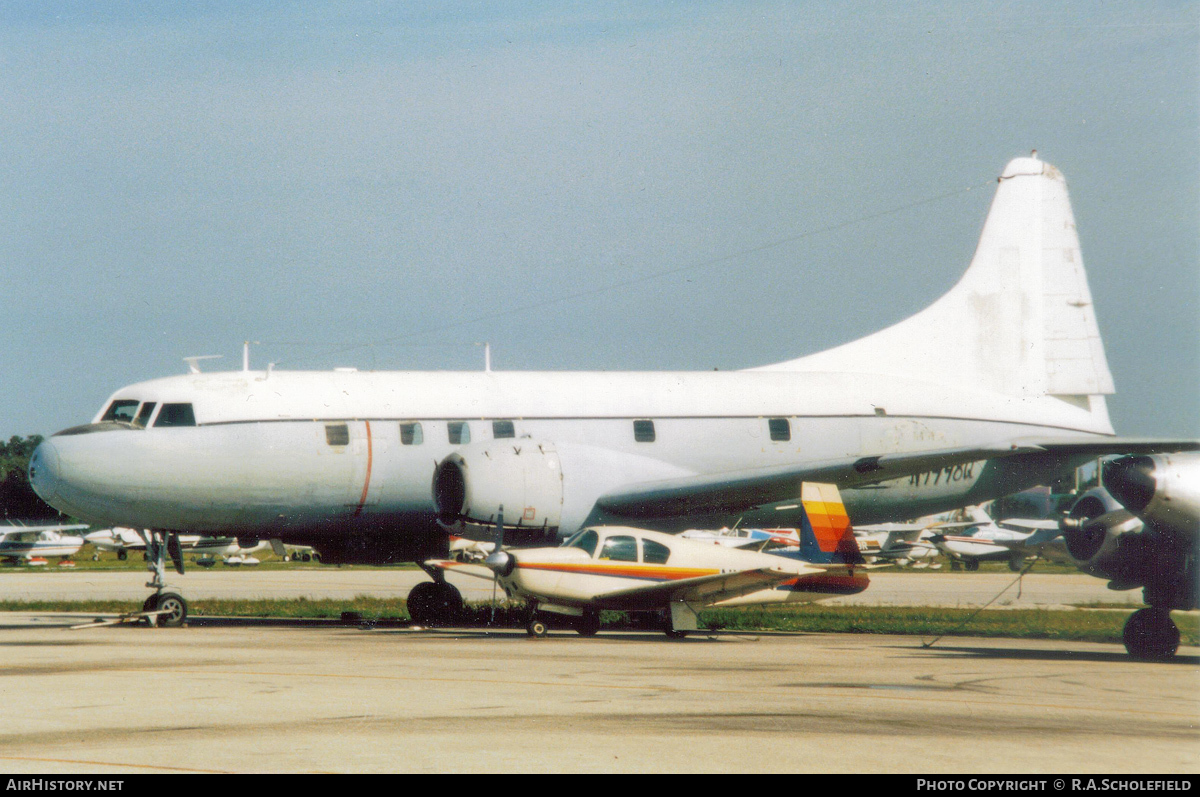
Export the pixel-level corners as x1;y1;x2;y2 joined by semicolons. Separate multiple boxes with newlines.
183;355;222;374
242;340;262;372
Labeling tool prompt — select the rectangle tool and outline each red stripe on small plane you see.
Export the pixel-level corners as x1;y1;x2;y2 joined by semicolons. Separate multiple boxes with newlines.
354;420;373;517
517;562;718;581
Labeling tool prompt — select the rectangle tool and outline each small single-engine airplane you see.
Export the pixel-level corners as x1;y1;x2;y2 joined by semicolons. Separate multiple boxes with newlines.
0;523;88;563
852;522;942;568
927;506;1066;571
427;483;867;637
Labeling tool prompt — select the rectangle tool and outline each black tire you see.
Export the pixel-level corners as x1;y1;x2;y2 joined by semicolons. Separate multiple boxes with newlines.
575;611;601;637
1123;608;1180;661
526;617;548;638
665;629;689;639
407;582;463;627
1008;555;1025;572
117;550;128;561
965;559;980;572
149;592;188;628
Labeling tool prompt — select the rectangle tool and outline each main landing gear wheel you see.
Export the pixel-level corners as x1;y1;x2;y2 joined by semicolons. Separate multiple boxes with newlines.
964;559;980;572
1123;607;1180;661
526;616;548;638
143;592;188;627
575;611;601;637
406;581;464;627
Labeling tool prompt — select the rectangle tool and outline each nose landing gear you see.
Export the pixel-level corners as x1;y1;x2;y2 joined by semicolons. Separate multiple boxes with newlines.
137;530;189;628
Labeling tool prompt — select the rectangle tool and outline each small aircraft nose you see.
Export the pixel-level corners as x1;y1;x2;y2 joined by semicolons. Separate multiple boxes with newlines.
27;439;60;503
1103;455;1156;514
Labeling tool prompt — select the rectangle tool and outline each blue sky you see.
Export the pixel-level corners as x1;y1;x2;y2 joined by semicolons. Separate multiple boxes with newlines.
1;2;1196;438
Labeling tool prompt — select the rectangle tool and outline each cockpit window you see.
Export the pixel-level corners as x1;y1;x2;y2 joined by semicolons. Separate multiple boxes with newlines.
563;529;599;557
132;402;157;429
101;400;139;423
643;539;671;565
155;403;196;428
598;535;638;563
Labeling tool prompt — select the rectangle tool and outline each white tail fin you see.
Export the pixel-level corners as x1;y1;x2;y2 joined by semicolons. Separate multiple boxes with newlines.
754;155;1115;403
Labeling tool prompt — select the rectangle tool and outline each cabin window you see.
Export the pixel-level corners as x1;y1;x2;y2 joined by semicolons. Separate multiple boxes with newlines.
598;535;638;563
492;420;515;439
132;402;157;429
400;422;424;445
325;423;350;446
633;419;656;443
155;403;197;428
643;539;671;565
768;418;791;442
448;421;470;445
564;529;599;557
101;400;139;423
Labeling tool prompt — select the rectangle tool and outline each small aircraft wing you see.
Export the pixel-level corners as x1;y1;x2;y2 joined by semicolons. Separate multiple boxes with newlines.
595;443;1033;518
0;523;90;533
424;559;497;582
995;518;1061;532
590;567;802;610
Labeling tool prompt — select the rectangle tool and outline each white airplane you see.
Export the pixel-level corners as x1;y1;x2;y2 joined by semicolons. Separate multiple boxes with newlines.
852;523;942;568
428;483;866;637
26;154;1196;627
0;523;88;563
927;506;1066;571
85;528;267;564
1058;452;1199;659
679;526;801;552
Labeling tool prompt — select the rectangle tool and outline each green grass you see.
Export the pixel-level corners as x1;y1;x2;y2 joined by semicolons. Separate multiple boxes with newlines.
0;597;1194;646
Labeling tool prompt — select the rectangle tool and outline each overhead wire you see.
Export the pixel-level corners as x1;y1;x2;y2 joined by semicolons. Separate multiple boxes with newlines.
275;178;994;369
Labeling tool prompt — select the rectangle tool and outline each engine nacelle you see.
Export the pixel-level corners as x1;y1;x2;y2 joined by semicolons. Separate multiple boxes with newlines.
1060;487;1125;566
1103;452;1200;536
433;440;564;536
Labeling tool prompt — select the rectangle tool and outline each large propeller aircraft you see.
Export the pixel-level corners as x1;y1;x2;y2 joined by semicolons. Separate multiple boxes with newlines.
27;154;1196;648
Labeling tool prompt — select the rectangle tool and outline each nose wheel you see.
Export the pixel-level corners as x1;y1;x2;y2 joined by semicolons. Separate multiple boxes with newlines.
135;530;189;628
142;591;188;627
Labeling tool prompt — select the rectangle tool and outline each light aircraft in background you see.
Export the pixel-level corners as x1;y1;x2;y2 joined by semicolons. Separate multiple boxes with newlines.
27;154;1197;640
679;526;801;552
852;522;942;568
0;523;88;563
1058;452;1199;659
428;483;866;637
927;506;1066;571
85;528;268;566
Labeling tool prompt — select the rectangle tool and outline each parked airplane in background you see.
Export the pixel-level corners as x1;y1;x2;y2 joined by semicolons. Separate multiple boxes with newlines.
679;526;801;552
27;154;1195;633
1059;452;1199;659
429;483;865;636
0;523;87;563
853;522;941;568
927;507;1066;571
85;528;268;565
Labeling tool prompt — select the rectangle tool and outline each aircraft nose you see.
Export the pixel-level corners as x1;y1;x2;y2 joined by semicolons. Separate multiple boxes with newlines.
1103;455;1156;514
28;439;60;503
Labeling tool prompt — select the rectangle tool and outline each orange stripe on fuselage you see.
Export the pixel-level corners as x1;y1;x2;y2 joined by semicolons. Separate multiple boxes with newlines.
516;561;718;581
